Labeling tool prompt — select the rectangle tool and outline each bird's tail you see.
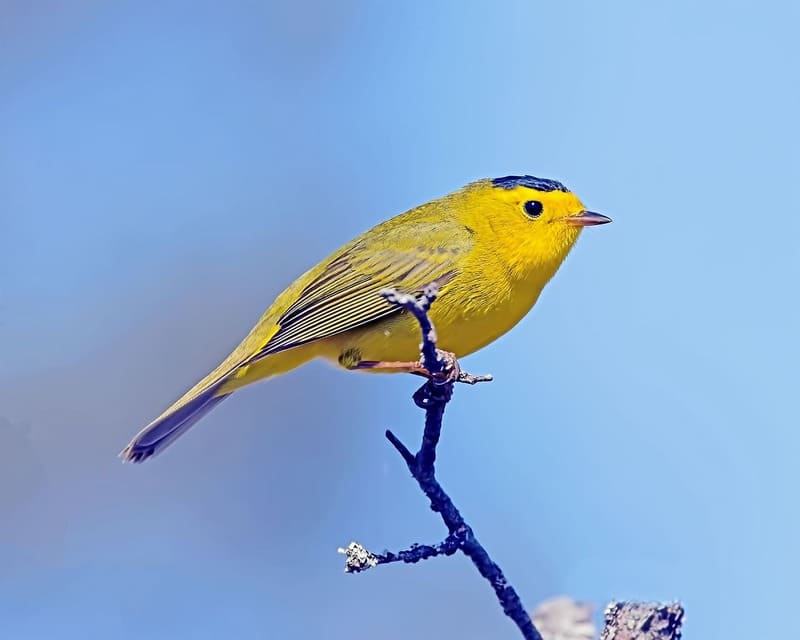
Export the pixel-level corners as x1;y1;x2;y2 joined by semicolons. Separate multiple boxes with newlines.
120;321;299;462
120;363;242;463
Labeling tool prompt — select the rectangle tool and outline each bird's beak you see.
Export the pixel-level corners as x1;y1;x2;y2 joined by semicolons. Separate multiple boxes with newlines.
560;210;612;226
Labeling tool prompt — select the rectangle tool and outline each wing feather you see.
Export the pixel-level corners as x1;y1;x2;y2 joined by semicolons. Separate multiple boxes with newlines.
254;224;471;358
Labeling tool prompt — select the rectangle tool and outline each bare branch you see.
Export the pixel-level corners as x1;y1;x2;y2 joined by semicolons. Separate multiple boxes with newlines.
341;286;541;640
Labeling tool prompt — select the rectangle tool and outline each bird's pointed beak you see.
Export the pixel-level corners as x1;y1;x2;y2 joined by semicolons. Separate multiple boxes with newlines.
561;210;612;226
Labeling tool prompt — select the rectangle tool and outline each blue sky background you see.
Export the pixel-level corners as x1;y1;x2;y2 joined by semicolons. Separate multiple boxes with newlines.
1;1;798;638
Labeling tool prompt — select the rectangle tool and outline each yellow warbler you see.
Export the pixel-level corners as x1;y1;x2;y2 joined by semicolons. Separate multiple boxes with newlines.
121;175;610;462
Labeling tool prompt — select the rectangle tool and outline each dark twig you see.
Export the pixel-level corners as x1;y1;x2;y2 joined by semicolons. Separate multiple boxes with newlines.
339;531;463;572
340;284;542;640
380;285;441;374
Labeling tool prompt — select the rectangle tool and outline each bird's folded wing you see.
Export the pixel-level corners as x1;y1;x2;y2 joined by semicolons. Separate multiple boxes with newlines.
252;222;472;359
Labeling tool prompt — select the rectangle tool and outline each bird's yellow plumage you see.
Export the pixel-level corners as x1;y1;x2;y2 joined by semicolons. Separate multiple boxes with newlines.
121;175;610;462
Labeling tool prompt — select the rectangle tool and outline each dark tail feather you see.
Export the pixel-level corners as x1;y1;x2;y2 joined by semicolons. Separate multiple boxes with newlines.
120;384;230;463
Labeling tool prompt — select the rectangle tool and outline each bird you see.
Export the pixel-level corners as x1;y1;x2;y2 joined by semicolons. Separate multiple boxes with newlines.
121;175;611;462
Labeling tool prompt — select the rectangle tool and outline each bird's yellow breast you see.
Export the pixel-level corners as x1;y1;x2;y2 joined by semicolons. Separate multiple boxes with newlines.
317;241;566;365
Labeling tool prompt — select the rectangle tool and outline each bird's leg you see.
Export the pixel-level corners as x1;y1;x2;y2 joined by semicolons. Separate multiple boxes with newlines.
339;347;429;377
353;360;431;378
354;349;462;384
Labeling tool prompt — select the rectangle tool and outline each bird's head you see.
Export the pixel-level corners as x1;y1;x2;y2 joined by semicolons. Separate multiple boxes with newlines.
458;175;611;277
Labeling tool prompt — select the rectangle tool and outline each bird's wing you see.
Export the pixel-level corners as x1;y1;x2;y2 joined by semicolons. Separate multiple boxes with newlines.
252;221;472;359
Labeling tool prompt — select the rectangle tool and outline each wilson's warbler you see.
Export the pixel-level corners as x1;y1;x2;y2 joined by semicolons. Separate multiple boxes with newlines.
121;175;610;462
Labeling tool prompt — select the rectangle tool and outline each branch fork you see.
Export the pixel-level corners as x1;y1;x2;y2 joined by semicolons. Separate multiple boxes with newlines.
339;284;542;640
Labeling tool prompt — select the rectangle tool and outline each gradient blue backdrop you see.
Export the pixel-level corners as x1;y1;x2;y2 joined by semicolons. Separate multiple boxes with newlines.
2;2;798;638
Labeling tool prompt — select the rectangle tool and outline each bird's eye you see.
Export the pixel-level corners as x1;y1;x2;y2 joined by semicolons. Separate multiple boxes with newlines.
523;200;543;218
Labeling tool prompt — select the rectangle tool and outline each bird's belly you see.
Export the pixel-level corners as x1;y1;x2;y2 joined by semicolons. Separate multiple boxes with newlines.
321;286;541;367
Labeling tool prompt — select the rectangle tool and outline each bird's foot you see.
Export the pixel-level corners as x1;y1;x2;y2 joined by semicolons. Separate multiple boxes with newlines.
353;360;431;376
354;350;492;386
429;349;460;385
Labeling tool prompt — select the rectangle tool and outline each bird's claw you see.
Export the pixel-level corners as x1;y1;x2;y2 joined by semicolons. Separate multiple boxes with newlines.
430;349;461;386
411;350;493;408
427;350;492;386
